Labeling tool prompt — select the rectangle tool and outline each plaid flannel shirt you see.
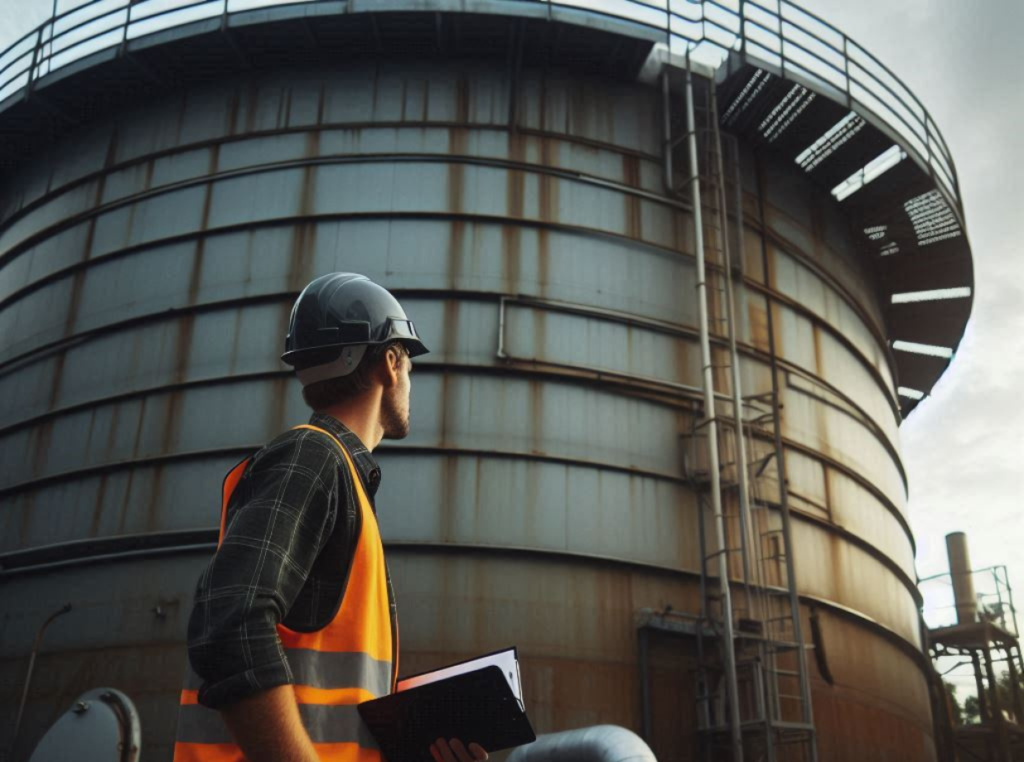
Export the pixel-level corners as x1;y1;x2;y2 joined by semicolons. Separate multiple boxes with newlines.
186;412;396;710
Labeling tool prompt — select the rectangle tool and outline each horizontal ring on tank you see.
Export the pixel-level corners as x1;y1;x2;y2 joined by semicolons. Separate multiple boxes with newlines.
0;530;929;671
0;294;913;520
1;226;902;439
0;432;916;596
0;340;906;514
0;151;695;274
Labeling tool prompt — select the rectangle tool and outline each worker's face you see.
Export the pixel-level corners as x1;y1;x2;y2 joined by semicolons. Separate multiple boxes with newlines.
381;347;412;440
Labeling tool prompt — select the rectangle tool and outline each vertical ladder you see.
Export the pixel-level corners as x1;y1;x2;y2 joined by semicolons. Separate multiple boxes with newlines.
665;57;819;762
665;54;745;762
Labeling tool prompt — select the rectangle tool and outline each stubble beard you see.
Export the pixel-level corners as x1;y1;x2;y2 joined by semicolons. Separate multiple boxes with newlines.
380;384;410;440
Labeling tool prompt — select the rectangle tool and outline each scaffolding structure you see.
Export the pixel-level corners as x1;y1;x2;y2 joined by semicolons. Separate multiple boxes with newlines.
924;557;1024;762
662;54;818;762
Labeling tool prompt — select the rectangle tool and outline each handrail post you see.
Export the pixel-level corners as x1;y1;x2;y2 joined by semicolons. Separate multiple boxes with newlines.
842;35;851;109
738;0;745;59
26;27;43;97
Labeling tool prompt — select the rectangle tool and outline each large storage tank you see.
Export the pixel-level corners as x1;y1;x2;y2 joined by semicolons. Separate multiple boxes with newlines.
0;2;973;761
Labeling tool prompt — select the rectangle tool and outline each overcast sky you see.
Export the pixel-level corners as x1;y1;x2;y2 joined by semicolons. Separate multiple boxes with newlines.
2;0;1020;694
806;0;1024;696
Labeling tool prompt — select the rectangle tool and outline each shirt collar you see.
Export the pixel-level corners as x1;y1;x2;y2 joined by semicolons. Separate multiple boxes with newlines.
308;412;382;498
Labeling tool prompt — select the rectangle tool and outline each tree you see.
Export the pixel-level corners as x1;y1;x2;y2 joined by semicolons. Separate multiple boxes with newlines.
959;667;1024;725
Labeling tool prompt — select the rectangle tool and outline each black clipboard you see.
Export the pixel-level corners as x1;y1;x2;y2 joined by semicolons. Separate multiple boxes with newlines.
357;664;536;762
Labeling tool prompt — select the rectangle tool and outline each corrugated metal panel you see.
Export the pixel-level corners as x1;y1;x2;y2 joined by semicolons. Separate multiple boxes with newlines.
0;53;935;762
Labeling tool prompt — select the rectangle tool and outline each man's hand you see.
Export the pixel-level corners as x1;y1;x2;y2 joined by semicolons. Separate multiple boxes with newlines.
430;737;489;762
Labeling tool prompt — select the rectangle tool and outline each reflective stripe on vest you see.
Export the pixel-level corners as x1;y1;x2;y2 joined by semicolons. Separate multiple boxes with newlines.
173;425;397;762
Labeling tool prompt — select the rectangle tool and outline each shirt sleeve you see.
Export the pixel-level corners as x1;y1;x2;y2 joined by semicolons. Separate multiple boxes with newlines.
186;430;341;710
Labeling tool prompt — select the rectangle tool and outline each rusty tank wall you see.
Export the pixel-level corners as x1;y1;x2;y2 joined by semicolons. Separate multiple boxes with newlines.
0;56;930;762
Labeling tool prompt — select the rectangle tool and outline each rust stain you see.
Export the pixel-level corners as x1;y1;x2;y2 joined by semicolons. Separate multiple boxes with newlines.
503;144;525;290
447;126;467;214
536;138;559;298
174;314;196;385
531;310;547;369
162;390;183;455
289;221;318;293
188;144;221;306
317;80;326;126
748;297;770;352
270;375;289;434
438;373;452;448
448;220;465;291
673;338;690;388
442;300;461;362
63;269;86;339
288;132;320;292
770;302;783;357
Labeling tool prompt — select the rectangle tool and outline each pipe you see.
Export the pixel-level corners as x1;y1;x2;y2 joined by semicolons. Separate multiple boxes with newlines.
9;602;72;760
946;532;977;624
506;725;657;762
684;58;743;762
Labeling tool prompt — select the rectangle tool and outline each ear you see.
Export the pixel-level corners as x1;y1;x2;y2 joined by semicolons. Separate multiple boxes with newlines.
379;346;404;389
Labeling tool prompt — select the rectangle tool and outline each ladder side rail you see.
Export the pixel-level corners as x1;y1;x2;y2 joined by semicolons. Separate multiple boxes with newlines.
710;80;758;621
753;154;819;762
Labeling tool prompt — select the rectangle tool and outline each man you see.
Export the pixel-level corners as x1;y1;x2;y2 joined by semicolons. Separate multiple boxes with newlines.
173;273;488;762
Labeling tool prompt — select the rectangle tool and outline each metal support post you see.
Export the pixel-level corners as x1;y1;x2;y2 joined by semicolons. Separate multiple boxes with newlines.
685;57;744;762
983;641;1011;761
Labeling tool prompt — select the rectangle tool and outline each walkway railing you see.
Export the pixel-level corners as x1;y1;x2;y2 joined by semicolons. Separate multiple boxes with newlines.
0;0;960;214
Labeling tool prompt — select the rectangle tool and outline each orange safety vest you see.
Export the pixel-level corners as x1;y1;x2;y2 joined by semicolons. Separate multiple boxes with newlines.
173;424;399;762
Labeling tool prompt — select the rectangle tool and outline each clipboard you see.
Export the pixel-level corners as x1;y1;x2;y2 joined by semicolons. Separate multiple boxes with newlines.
357;649;536;762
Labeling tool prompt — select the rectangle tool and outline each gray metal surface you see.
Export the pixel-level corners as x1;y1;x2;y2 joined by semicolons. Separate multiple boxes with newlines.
26;687;141;762
0;18;945;762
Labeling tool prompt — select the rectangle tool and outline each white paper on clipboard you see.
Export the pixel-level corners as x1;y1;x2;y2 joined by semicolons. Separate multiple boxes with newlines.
396;648;521;701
